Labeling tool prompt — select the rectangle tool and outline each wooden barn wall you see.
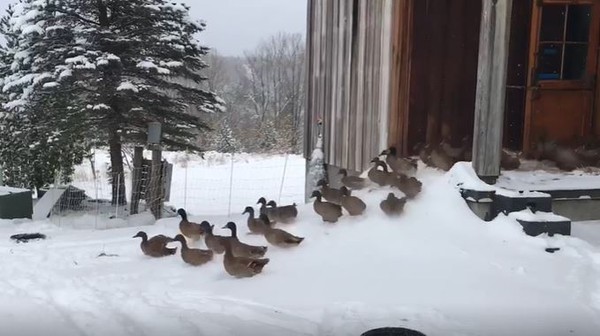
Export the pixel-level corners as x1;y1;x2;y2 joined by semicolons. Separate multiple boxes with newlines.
304;0;394;172
387;0;413;155
406;0;482;151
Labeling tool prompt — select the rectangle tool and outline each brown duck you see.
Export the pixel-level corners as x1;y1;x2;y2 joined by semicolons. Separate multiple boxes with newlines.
429;144;455;171
390;174;422;199
132;231;177;258
257;197;277;222
316;179;345;205
243;206;269;234
222;239;270;278
501;149;521;170
266;200;298;223
198;221;228;254
222;222;268;258
380;192;407;216
338;168;367;190
380;146;417;176
174;234;213;266
259;214;304;247
368;158;393;186
414;143;433;166
340;187;366;216
310;190;343;223
533;141;582;171
177;208;204;242
440;137;470;162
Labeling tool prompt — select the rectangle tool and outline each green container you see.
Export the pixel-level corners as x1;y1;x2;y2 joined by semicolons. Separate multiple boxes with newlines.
0;187;33;219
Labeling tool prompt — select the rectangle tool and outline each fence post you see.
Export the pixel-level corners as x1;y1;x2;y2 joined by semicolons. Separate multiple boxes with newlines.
115;173;121;218
147;122;163;219
148;148;163;219
93;148;99;229
183;157;188;210
130;146;144;215
227;152;235;216
278;153;289;203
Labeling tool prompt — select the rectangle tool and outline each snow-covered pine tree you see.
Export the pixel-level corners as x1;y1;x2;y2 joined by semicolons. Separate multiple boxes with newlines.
215;117;240;153
308;120;326;192
0;2;90;192
1;0;222;205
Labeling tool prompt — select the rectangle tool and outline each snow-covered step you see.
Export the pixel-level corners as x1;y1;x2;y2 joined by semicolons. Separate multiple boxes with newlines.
507;209;571;237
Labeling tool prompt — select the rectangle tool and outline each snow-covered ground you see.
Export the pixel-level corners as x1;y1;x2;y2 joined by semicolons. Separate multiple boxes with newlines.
2;157;600;336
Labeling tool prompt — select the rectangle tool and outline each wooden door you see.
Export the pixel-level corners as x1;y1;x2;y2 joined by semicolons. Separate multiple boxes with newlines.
524;0;600;151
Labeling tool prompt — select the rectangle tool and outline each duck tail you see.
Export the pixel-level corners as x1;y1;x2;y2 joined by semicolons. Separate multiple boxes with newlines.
250;258;270;271
166;247;177;255
287;236;304;245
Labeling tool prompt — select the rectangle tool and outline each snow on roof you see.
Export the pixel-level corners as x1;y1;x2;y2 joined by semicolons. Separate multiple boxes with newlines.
0;186;30;196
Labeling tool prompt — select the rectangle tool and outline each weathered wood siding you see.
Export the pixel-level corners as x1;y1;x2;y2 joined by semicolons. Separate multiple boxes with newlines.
407;0;482;151
304;0;394;172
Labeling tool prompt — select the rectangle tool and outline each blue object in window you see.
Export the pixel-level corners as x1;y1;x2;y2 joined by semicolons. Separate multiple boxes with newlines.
538;73;560;80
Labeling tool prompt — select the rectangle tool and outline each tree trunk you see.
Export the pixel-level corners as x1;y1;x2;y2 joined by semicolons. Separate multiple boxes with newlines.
109;128;127;205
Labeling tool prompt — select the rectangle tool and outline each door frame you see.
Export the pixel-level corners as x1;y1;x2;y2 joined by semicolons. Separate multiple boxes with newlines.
523;0;600;152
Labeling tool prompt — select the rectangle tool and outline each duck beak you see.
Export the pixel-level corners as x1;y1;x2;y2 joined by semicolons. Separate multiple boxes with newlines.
221;225;227;229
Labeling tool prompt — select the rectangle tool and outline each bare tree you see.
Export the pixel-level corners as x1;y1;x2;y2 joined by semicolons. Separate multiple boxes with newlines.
201;33;305;154
241;32;305;152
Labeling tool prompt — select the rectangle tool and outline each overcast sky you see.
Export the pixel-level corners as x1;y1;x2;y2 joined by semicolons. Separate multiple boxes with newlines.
0;0;308;56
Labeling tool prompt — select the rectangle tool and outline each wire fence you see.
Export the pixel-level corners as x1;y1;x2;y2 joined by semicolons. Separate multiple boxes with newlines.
39;150;306;229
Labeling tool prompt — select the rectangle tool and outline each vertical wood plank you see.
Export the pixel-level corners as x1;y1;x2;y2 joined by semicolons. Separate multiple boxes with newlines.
304;0;315;158
473;0;513;182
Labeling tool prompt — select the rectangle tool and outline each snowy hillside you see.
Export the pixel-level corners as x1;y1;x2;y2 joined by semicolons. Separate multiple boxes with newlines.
2;161;600;336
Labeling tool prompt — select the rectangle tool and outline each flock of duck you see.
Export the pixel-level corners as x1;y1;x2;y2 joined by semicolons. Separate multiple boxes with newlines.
132;146;431;278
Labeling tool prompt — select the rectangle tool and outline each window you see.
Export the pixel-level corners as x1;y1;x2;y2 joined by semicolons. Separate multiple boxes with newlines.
537;4;592;81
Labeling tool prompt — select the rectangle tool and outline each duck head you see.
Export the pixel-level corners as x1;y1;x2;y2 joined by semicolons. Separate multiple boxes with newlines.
199;221;213;233
370;157;381;164
242;206;255;215
338;168;348;176
132;231;147;240
266;200;277;208
222;221;238;237
340;186;351;196
177;208;187;219
310;190;322;200
316;179;328;187
174;234;186;244
257;197;267;205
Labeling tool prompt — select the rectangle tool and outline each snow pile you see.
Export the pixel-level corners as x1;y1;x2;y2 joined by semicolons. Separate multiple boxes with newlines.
116;81;139;92
2;160;600;335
